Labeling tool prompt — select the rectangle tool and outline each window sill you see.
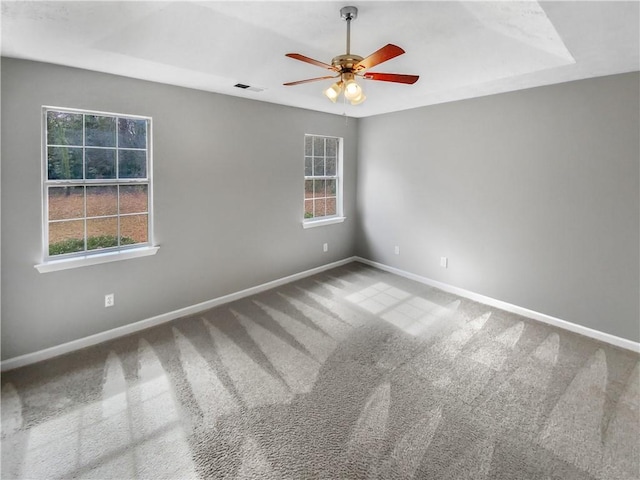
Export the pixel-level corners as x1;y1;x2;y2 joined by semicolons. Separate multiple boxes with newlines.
302;216;346;229
35;246;160;273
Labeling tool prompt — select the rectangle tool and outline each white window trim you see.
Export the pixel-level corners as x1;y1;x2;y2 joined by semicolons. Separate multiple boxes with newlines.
302;216;346;229
302;134;344;227
35;246;159;273
38;106;157;272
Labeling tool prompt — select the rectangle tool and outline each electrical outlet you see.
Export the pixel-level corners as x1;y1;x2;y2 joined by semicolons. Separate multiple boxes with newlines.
323;243;328;252
440;257;448;268
394;245;400;255
105;293;115;308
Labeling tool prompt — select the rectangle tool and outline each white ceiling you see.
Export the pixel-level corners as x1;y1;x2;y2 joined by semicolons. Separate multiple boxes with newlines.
2;1;638;118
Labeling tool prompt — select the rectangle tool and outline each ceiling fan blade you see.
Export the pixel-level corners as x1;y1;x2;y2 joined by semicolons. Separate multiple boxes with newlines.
355;44;405;71
285;53;338;71
362;72;419;84
283;75;338;86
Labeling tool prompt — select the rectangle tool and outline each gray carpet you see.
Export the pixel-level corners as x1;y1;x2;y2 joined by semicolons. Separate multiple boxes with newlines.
2;262;639;479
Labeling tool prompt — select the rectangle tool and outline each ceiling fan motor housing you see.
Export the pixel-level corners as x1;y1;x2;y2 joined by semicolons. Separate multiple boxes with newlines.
331;54;364;72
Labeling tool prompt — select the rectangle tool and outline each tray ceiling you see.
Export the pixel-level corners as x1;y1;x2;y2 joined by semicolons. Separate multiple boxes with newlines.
2;1;638;117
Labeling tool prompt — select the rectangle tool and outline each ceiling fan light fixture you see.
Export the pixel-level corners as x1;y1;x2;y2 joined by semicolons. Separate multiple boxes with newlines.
343;78;362;100
349;92;366;105
324;81;343;103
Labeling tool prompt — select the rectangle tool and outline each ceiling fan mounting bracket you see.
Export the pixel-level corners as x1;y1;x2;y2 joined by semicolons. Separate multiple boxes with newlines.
340;6;358;22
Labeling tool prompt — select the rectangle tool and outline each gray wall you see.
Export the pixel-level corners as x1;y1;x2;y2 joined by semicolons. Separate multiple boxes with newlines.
1;58;358;360
2;59;638;361
356;72;640;342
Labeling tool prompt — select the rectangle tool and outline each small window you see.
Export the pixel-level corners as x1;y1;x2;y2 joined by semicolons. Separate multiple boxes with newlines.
42;107;153;260
304;134;343;225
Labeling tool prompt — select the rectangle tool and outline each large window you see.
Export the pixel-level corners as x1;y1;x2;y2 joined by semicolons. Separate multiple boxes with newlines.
42;107;152;261
304;134;343;225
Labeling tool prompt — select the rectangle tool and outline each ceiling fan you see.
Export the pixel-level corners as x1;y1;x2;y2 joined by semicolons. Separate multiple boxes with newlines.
283;6;419;105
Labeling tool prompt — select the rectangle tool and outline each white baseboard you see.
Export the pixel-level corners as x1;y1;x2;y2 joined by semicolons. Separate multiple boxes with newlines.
355;257;640;353
4;255;637;371
1;257;358;372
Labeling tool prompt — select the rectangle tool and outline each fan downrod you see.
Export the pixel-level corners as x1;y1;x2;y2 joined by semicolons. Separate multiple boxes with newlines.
339;6;358;58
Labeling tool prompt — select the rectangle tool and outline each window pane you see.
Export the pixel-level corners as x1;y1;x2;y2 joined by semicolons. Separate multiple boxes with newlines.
304;157;312;176
120;185;148;214
326;138;337;156
47;111;82;146
313;157;324;176
85;115;116;147
118;118;147;149
121;214;148;244
49;220;84;255
86;148;116;179
314;198;326;217
313;136;324;156
118;150;147;178
48;186;84;221
326;179;337;196
326;197;337;216
304;199;314;219
314;179;326;198
47;147;83;180
305;180;314;199
305;136;312;156
326;158;336;176
87;186;117;217
87;217;118;250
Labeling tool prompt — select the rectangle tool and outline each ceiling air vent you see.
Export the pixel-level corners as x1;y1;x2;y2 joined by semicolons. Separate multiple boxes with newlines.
234;83;265;93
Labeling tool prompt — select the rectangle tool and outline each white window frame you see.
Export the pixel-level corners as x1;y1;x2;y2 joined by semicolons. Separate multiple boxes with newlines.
302;134;345;229
36;106;158;273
